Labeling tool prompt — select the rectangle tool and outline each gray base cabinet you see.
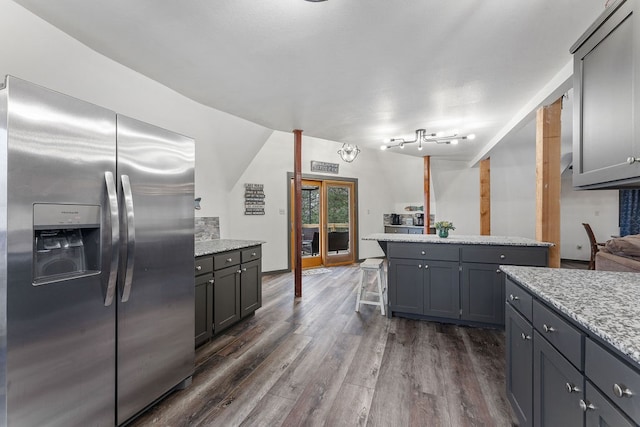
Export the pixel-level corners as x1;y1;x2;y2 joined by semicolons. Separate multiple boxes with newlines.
505;276;639;426
387;242;547;327
195;245;262;346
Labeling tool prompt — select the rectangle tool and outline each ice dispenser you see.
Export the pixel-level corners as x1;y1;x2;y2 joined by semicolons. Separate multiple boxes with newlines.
33;204;101;285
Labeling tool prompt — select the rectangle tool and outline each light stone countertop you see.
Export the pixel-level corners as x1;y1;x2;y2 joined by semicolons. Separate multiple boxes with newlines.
363;233;553;247
501;265;640;366
195;239;264;257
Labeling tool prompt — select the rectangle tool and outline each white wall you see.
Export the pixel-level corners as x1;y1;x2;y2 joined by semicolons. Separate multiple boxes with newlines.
226;131;425;271
430;159;480;235
0;0;273;225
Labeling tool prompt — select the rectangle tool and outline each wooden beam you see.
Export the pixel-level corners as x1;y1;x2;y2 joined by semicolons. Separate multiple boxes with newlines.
424;156;431;233
535;98;562;268
480;158;491;235
293;129;303;297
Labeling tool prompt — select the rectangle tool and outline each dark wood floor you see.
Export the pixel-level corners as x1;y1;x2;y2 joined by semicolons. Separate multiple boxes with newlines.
131;265;518;427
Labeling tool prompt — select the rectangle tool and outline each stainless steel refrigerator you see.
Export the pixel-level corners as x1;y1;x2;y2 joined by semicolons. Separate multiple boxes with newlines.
0;76;195;426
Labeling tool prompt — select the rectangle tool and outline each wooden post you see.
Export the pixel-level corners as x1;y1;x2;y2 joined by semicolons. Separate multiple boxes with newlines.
536;98;562;268
480;158;491;235
424;156;431;233
293;129;303;297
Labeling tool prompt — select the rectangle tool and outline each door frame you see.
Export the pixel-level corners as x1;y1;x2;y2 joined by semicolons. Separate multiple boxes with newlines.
286;172;359;271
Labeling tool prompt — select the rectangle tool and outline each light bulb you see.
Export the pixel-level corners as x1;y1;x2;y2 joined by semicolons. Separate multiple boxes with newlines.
380;145;388;150
400;142;404;149
383;138;392;143
451;139;459;145
418;142;423;151
467;134;476;140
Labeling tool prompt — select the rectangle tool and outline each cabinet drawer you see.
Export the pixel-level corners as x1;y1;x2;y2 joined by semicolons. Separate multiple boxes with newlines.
461;246;547;266
241;246;261;262
533;300;583;369
586;338;640;424
195;256;213;275
408;228;424;234
214;250;241;270
387;242;459;261
505;278;532;322
385;226;409;234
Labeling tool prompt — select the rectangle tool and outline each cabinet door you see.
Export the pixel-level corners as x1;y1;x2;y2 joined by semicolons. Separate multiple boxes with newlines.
534;331;584;427
388;258;423;314
573;1;638;187
461;263;504;325
195;274;213;347
423;260;459;319
506;304;534;427
585;381;635;427
240;259;262;317
213;265;241;333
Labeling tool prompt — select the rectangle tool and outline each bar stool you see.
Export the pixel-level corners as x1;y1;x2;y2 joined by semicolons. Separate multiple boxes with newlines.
355;258;386;315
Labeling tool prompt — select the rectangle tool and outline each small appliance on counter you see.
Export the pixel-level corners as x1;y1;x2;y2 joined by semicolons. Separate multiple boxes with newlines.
390;213;401;225
414;213;424;226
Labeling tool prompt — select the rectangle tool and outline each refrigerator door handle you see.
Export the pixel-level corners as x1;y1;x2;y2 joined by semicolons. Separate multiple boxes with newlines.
120;174;136;302
104;171;120;306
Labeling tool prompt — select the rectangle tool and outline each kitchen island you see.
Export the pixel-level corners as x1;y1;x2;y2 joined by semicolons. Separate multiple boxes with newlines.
363;233;551;326
502;266;640;426
194;239;264;346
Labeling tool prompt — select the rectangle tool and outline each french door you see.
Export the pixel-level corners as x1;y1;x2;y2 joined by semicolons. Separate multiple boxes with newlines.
290;178;357;269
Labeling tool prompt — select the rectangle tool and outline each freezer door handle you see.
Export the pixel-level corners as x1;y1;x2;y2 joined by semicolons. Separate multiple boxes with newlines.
104;171;119;306
120;174;136;302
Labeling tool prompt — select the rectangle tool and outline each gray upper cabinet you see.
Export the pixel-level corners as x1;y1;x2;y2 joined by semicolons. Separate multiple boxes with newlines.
572;0;640;188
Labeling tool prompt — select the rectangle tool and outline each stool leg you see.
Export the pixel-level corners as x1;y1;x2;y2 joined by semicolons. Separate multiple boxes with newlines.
376;267;385;316
355;268;365;312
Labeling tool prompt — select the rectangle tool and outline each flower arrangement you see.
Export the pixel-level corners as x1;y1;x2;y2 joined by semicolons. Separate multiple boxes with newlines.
434;221;455;238
434;221;455;231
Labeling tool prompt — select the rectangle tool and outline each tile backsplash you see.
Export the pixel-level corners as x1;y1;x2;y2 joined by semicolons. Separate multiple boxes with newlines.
195;217;220;241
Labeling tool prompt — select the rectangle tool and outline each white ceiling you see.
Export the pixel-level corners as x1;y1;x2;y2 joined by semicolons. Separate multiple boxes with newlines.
13;0;605;160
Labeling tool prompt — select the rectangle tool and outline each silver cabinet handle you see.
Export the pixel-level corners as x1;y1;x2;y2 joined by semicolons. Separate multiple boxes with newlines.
424;265;429;269
509;294;519;301
627;156;639;165
521;333;531;341
251;252;257;257
421;251;426;255
196;265;202;271
566;383;580;393
226;258;233;263
418;264;422;269
208;279;214;284
579;400;595;412
236;269;242;274
104;171;119;307
613;383;633;398
500;254;506;259
496;269;501;274
543;324;555;333
120;174;136;303
242;267;247;272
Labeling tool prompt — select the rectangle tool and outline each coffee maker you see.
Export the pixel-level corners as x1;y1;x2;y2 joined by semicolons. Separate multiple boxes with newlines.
390;214;401;225
414;213;424;226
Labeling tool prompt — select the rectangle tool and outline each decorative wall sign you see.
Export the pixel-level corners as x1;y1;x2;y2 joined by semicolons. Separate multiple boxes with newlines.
244;183;265;215
310;160;339;174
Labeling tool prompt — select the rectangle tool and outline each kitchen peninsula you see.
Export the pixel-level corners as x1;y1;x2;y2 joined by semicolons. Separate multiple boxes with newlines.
364;233;552;327
194;239;264;346
502;266;640;426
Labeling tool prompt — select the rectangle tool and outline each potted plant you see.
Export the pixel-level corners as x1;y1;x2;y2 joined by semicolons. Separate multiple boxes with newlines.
434;221;455;238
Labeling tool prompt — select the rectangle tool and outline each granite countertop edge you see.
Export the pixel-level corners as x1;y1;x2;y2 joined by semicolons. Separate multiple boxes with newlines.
195;239;265;257
363;233;553;247
501;265;640;366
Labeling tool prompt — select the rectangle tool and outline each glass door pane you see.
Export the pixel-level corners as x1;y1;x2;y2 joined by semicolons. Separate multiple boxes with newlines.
324;181;355;266
300;180;322;268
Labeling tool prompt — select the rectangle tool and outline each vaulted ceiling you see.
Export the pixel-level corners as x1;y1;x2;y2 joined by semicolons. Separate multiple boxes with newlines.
13;0;604;161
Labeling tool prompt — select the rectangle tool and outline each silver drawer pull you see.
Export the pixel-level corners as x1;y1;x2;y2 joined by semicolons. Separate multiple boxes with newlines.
500;254;506;259
543;324;555;333
251;252;257;256
208;279;214;284
613;383;633;398
579;400;595;412
627;156;639;165
226;258;233;263
418;264;422;269
496;269;501;274
509;294;519;301
421;251;426;255
520;333;531;341
242;267;247;272
237;269;242;274
565;383;580;393
196;265;202;271
424;265;429;269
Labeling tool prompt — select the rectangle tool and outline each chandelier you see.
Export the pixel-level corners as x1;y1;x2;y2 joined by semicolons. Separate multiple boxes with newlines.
380;129;476;151
337;143;361;162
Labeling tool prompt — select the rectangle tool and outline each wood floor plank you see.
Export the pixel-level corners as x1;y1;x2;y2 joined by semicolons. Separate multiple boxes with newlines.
131;266;518;427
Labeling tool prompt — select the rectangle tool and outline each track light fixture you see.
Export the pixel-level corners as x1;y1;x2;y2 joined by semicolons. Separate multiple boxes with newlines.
380;129;476;151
